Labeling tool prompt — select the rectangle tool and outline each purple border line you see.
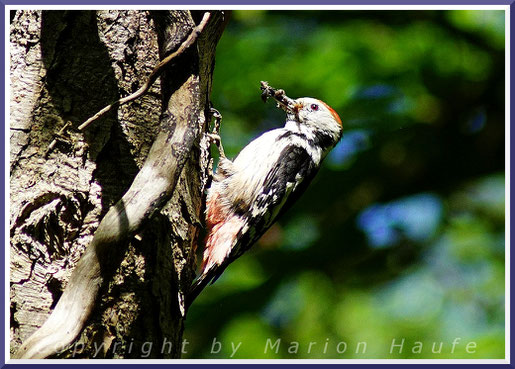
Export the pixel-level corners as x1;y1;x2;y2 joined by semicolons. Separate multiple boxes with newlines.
1;0;4;367
0;0;514;6
1;360;513;369
510;2;514;368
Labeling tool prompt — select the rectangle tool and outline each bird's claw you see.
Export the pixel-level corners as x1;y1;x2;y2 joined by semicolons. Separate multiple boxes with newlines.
207;107;226;158
210;107;222;136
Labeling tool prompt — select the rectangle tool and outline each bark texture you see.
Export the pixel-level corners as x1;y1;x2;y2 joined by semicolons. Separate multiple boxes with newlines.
10;10;228;359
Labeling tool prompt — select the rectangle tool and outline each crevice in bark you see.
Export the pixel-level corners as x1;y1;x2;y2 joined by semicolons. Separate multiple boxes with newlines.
40;10;118;159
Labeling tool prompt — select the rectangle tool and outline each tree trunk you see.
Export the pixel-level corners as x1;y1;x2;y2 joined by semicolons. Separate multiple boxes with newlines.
10;9;228;359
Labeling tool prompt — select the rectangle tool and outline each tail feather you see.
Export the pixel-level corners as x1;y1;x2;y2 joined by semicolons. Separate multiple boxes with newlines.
186;263;228;308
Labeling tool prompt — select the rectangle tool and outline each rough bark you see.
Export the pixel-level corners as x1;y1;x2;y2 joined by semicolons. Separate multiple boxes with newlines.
10;9;228;359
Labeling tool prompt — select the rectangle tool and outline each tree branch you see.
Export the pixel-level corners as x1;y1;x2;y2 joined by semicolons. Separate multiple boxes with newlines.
77;12;211;132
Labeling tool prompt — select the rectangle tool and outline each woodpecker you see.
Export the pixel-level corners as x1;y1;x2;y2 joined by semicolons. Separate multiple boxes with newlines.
187;82;342;305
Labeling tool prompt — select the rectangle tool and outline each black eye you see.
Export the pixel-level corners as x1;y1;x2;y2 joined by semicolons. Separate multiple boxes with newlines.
310;103;319;111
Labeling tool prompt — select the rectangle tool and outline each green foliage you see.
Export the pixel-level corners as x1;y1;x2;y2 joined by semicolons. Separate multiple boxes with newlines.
185;10;505;359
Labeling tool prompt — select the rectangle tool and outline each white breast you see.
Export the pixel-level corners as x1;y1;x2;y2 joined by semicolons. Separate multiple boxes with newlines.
227;129;286;206
213;124;324;214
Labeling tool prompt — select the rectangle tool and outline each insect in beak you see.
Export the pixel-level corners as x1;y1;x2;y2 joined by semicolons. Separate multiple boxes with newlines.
261;81;297;114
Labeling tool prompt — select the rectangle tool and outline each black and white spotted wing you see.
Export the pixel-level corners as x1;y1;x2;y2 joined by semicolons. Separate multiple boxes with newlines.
229;144;319;262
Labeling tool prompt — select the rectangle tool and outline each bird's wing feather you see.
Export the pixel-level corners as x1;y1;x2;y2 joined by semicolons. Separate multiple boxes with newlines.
229;144;319;261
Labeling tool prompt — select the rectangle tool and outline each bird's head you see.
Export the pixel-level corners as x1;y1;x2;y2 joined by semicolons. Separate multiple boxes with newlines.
288;97;342;139
260;82;342;142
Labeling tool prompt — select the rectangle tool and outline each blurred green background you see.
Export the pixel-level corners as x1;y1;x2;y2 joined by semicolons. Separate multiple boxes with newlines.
185;10;506;359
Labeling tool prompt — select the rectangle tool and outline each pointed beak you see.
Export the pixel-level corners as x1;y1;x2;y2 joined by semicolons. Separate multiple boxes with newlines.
293;102;303;114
